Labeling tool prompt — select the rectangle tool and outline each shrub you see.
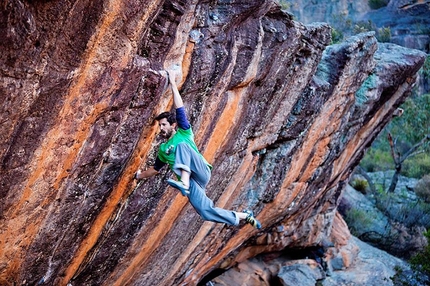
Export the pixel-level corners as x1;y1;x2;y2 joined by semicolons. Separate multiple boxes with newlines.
422;55;430;78
415;175;430;203
395;201;430;228
390;94;430;148
391;263;430;285
402;153;430;178
330;13;354;43
344;208;373;236
376;27;391;43
368;0;389;10
374;191;430;228
360;148;393;172
331;28;344;44
410;230;430;279
353;20;375;34
279;1;291;10
351;178;369;194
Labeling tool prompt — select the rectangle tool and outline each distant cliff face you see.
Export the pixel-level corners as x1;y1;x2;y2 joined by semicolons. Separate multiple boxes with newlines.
0;1;425;285
282;0;430;54
280;0;371;24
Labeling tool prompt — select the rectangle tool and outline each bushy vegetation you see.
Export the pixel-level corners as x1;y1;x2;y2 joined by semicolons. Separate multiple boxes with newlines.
360;93;430;179
373;186;430;228
391;263;429;286
350;178;369;194
423;55;430;78
390;93;430;147
344;208;373;236
360;147;393;173
353;20;375;34
331;28;343;45
368;0;389;10
376;27;391;43
409;230;430;281
351;21;392;42
402;154;430;179
279;1;291;11
329;14;393;44
415;175;430;203
279;1;394;44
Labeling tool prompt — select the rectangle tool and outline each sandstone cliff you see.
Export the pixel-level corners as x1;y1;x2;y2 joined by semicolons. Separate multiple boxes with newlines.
0;0;426;285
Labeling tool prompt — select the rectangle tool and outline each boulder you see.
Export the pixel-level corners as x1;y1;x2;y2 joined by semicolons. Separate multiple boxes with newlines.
0;1;426;285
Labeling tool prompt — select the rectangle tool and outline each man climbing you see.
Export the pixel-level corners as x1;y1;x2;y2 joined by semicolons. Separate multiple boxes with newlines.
135;69;261;229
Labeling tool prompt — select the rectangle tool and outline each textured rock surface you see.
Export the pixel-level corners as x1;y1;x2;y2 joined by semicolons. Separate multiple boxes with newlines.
323;236;412;286
208;255;323;285
211;236;412;286
283;0;430;94
340;180;428;258
0;0;426;285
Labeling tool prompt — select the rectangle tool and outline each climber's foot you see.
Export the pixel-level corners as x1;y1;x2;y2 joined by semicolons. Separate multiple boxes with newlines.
167;179;190;196
244;210;261;229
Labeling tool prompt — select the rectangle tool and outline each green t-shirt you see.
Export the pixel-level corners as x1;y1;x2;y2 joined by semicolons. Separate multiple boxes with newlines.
157;127;212;170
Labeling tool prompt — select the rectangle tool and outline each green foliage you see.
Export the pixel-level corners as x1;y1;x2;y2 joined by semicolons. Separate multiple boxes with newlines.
391;263;429;286
360;148;393;172
390;265;405;285
376;27;391;43
415;175;430;203
344;208;373;235
422;55;430;78
368;0;389;10
361;93;430;178
353;20;375;34
410;230;430;278
396;201;430;228
414;22;430;36
351;178;369;194
279;1;291;10
331;13;353;31
402;153;430;179
331;28;344;44
352;20;392;44
389;94;430;146
327;13;391;44
374;190;430;228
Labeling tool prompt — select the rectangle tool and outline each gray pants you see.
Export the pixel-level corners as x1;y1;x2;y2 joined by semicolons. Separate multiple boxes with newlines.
172;143;239;226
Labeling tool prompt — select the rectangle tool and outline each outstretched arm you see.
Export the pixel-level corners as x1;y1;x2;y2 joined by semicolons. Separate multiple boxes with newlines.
168;69;191;130
168;71;184;109
135;157;166;180
135;166;159;180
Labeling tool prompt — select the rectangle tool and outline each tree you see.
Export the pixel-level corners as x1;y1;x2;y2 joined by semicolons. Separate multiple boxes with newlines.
390;94;430;148
387;132;430;192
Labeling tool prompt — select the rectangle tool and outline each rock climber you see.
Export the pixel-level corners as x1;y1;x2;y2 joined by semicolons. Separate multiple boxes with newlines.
135;69;261;229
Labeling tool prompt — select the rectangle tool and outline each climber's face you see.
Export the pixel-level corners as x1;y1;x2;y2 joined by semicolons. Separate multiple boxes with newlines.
158;118;176;139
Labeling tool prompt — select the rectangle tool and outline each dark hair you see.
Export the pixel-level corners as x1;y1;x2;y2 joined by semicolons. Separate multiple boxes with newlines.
155;111;176;125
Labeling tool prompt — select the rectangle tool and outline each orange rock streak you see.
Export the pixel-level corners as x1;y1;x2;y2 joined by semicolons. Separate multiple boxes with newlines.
0;0;164;282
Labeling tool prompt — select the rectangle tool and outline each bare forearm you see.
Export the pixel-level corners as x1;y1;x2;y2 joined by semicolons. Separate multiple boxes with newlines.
169;71;184;108
135;166;158;180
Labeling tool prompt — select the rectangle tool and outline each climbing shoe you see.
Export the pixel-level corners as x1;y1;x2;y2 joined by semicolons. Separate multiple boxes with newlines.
167;179;190;196
244;210;261;229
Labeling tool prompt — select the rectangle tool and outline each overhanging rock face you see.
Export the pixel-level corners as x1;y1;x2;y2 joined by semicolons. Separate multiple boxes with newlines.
0;1;426;285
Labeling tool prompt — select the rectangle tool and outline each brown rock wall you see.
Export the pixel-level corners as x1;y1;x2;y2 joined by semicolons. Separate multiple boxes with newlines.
0;0;426;285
